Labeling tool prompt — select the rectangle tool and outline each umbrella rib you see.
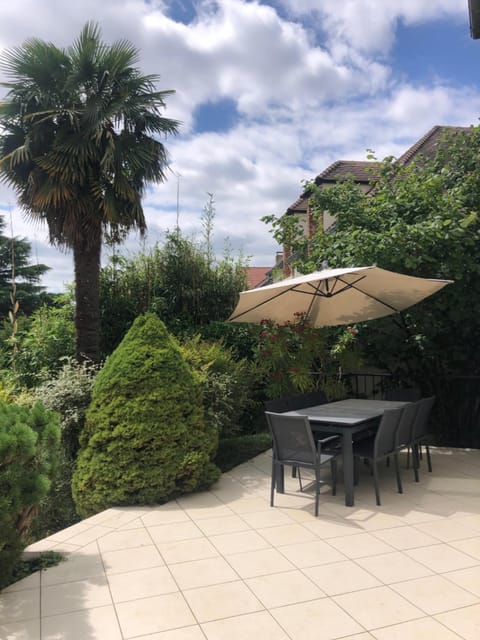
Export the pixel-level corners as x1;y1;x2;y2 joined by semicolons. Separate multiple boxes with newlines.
336;276;400;313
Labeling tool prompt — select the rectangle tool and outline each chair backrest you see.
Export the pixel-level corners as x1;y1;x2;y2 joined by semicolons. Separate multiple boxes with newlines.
374;407;404;457
265;411;316;466
384;387;422;401
412;396;436;440
287;389;328;411
395;401;420;448
264;397;290;413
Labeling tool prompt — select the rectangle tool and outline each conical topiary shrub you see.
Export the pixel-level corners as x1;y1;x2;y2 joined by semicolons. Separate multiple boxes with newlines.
72;313;220;517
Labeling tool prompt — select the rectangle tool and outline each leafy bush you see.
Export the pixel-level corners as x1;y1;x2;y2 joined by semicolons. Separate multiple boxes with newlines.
72;313;221;517
0;401;60;590
214;434;272;472
252;314;361;399
180;335;253;438
11;296;75;388
28;360;97;539
35;359;97;460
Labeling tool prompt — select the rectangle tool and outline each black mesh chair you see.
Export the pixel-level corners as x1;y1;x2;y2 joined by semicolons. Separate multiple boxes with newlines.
410;396;436;481
264;398;291;413
383;388;422;401
394;401;421;485
353;407;404;506
287;389;328;410
265;411;338;517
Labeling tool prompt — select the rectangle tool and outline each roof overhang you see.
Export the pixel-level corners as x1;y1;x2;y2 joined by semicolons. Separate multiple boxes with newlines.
469;0;480;38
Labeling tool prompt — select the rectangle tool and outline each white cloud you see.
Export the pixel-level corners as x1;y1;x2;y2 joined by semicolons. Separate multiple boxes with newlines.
0;0;479;293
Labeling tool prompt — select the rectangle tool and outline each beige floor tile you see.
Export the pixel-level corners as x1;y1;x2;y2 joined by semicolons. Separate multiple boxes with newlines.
303;516;362;539
107;566;178;603
101;544;164;575
41;575;112;617
41;544;105;586
182;580;263;623
3;572;40;592
391;574;479;615
209;529;271;555
177;503;234;520
371;525;440;550
414;519;480;542
406;543;479;573
169;556;239;589
46;522;93;543
271;597;363;640
88;507;150;529
435;603;480;640
453;514;480;533
42;604;122;640
148;521;204;544
97;527;152;552
225;547;296;578
443;565;480;597
278;539;347;568
156;538;220;564
334;586;423;629
356;551;433;584
245;569;325;607
304;559;381;595
240;508;295;529
135;626;205;640
201;610;290;640
0;588;39;624
195;515;251;536
256;523;318;547
116;592;196;638
226;496;271;514
63;525;115;547
371;616;463;640
449;536;480;560
0;617;40;640
345;510;406;532
141;506;191;527
327;532;396;559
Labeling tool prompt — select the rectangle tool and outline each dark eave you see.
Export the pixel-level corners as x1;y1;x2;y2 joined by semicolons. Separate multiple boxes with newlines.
469;0;480;38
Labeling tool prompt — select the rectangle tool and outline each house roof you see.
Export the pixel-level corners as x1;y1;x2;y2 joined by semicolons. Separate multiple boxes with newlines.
284;125;471;215
469;0;480;38
397;125;471;166
246;266;271;289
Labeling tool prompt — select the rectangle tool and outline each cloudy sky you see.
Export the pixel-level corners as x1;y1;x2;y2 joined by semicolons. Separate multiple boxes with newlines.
1;0;479;291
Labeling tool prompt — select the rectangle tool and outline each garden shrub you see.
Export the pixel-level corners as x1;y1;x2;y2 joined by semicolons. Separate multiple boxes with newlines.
180;335;254;438
28;360;97;538
72;313;221;517
214;433;272;472
0;401;60;590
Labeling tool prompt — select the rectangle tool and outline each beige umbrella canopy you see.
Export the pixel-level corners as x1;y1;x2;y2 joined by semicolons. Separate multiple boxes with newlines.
229;266;452;327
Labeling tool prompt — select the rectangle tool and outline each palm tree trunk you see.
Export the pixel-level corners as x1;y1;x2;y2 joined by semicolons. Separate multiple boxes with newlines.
73;222;102;363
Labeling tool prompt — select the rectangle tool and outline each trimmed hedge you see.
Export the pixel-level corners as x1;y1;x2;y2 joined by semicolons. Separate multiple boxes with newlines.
72;313;220;517
214;433;272;472
0;401;60;590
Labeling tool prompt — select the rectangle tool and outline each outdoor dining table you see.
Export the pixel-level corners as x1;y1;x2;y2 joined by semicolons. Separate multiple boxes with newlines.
281;398;408;507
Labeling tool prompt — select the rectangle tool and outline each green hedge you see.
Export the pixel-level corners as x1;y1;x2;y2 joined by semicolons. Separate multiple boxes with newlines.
214;433;272;472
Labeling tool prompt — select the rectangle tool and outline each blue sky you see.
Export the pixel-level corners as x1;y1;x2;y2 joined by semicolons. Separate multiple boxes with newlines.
0;0;479;291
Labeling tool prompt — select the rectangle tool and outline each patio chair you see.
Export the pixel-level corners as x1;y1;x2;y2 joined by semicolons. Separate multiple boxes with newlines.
383;387;422;401
265;411;338;517
410;396;436;481
264;397;290;413
352;407;404;505
287;389;328;410
394;401;421;485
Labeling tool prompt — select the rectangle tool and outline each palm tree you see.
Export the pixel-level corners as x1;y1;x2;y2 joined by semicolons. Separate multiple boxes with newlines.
0;22;179;362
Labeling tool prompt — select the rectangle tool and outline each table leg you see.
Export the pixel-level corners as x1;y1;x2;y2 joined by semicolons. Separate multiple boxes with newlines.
342;431;355;506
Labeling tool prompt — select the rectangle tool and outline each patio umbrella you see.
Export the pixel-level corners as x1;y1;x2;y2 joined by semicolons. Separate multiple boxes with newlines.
228;266;452;327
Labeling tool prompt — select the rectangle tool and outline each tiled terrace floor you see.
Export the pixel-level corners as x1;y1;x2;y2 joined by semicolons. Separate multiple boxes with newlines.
2;447;480;639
